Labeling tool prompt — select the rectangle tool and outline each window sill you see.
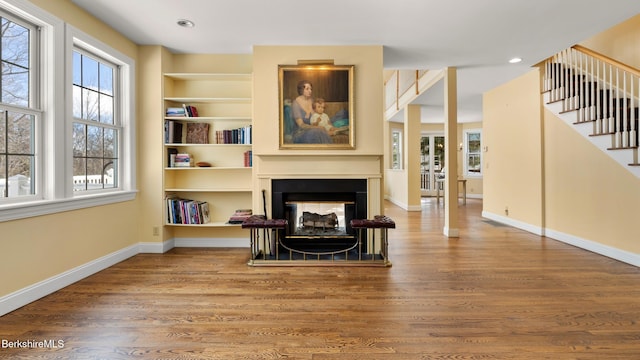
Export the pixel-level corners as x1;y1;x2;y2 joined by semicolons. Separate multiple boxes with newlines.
0;190;138;223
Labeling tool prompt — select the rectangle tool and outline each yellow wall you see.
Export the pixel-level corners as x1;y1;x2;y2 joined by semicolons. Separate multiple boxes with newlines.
580;14;640;69
483;69;544;230
0;0;139;296
544;107;640;253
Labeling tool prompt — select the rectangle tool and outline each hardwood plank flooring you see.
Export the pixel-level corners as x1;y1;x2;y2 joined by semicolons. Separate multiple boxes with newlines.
1;198;640;359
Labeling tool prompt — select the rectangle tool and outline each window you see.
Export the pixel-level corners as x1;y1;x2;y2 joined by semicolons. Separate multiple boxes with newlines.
464;130;482;177
72;50;118;192
391;130;402;170
0;11;39;199
0;0;136;222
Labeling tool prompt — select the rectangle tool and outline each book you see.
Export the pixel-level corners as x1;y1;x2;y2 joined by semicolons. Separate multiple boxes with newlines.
186;122;209;144
174;153;192;167
228;208;252;224
166;107;186;117
165;121;183;143
167;147;178;167
182;104;199;117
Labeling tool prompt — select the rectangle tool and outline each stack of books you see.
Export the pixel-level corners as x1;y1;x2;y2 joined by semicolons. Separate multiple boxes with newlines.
166;196;211;225
228;209;252;224
173;153;192;167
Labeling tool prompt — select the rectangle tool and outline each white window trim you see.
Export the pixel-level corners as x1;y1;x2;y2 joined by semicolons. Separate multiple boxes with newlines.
66;24;136;198
391;129;403;170
0;1;136;222
463;129;482;178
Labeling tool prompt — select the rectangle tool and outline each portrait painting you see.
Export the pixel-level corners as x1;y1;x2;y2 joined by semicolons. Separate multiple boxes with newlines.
279;64;354;149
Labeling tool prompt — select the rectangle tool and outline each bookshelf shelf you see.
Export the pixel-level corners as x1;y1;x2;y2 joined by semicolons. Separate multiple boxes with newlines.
165;222;242;228
163;71;253;232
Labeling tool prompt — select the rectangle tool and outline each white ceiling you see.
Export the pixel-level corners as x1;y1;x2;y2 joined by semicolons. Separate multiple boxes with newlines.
72;0;640;123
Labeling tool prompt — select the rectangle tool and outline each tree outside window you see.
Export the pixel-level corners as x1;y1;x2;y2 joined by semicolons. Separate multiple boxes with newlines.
72;50;118;192
0;14;37;199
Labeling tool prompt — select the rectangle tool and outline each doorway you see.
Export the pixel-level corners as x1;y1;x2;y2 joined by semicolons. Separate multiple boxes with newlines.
420;134;445;197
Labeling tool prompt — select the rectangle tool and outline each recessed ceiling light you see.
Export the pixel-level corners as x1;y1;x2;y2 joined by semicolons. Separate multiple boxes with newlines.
177;19;195;28
509;57;522;64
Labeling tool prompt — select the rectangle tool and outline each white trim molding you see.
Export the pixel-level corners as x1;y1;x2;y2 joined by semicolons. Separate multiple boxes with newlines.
483;211;639;268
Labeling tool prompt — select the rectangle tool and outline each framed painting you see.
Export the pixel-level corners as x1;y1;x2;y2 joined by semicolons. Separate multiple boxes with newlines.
279;64;354;149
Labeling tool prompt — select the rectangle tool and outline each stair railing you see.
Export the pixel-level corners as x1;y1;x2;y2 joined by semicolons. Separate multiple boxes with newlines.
542;45;640;149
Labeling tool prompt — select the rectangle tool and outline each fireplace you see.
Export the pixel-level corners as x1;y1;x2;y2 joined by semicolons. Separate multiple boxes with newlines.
271;179;367;253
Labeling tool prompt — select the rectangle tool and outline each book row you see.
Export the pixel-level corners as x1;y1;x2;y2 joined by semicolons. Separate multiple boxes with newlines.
164;121;252;145
166;196;211;225
215;125;252;144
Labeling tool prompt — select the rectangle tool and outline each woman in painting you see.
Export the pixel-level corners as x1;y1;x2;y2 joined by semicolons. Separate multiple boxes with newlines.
290;80;332;144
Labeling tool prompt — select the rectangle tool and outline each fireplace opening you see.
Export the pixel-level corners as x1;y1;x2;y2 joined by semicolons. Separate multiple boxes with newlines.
272;179;367;253
286;201;351;237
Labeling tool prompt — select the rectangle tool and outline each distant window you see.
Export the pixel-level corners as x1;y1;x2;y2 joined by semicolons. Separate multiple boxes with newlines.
464;130;482;177
391;130;402;170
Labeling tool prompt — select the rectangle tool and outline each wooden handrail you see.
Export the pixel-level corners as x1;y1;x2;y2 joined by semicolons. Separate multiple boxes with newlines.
572;44;640;77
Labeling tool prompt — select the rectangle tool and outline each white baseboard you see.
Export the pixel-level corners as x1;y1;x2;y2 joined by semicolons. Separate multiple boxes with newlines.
482;211;545;236
482;211;639;267
545;228;640;267
0;244;139;317
138;239;174;253
384;196;422;211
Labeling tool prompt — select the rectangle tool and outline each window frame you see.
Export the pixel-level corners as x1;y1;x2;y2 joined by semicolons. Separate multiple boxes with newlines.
463;129;482;178
0;0;136;222
391;129;403;170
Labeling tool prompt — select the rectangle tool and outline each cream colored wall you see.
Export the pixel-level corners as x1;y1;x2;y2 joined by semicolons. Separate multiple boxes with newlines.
544;108;640;253
251;46;385;217
580;14;640;69
0;0;139;297
483;69;544;229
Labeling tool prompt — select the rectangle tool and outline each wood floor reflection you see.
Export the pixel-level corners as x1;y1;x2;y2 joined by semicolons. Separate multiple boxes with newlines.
1;198;639;359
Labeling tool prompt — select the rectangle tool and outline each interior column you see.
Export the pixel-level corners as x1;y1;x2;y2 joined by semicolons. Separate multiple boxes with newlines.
405;104;422;211
444;67;459;237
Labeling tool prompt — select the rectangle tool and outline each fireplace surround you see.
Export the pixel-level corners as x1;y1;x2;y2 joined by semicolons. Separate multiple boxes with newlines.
271;179;367;252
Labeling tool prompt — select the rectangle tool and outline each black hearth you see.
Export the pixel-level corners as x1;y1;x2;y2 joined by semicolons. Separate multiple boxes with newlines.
271;179;367;253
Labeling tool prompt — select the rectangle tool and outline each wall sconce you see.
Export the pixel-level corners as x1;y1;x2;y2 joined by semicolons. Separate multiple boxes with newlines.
458;142;463;151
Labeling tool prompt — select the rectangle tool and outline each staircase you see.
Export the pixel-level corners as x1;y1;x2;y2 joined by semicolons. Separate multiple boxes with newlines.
542;45;640;178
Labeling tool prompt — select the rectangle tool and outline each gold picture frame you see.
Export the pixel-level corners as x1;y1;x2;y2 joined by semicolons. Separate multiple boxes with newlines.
279;64;354;149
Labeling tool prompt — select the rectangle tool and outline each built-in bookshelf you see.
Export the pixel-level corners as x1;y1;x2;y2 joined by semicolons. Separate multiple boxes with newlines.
163;73;253;229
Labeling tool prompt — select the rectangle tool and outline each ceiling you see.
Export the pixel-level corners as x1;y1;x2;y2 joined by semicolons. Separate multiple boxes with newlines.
72;0;640;123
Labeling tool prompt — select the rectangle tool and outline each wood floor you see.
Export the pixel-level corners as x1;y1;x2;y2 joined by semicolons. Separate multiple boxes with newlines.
1;198;640;359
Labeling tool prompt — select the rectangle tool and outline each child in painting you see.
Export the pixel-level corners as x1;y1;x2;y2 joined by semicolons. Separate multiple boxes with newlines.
310;98;335;135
